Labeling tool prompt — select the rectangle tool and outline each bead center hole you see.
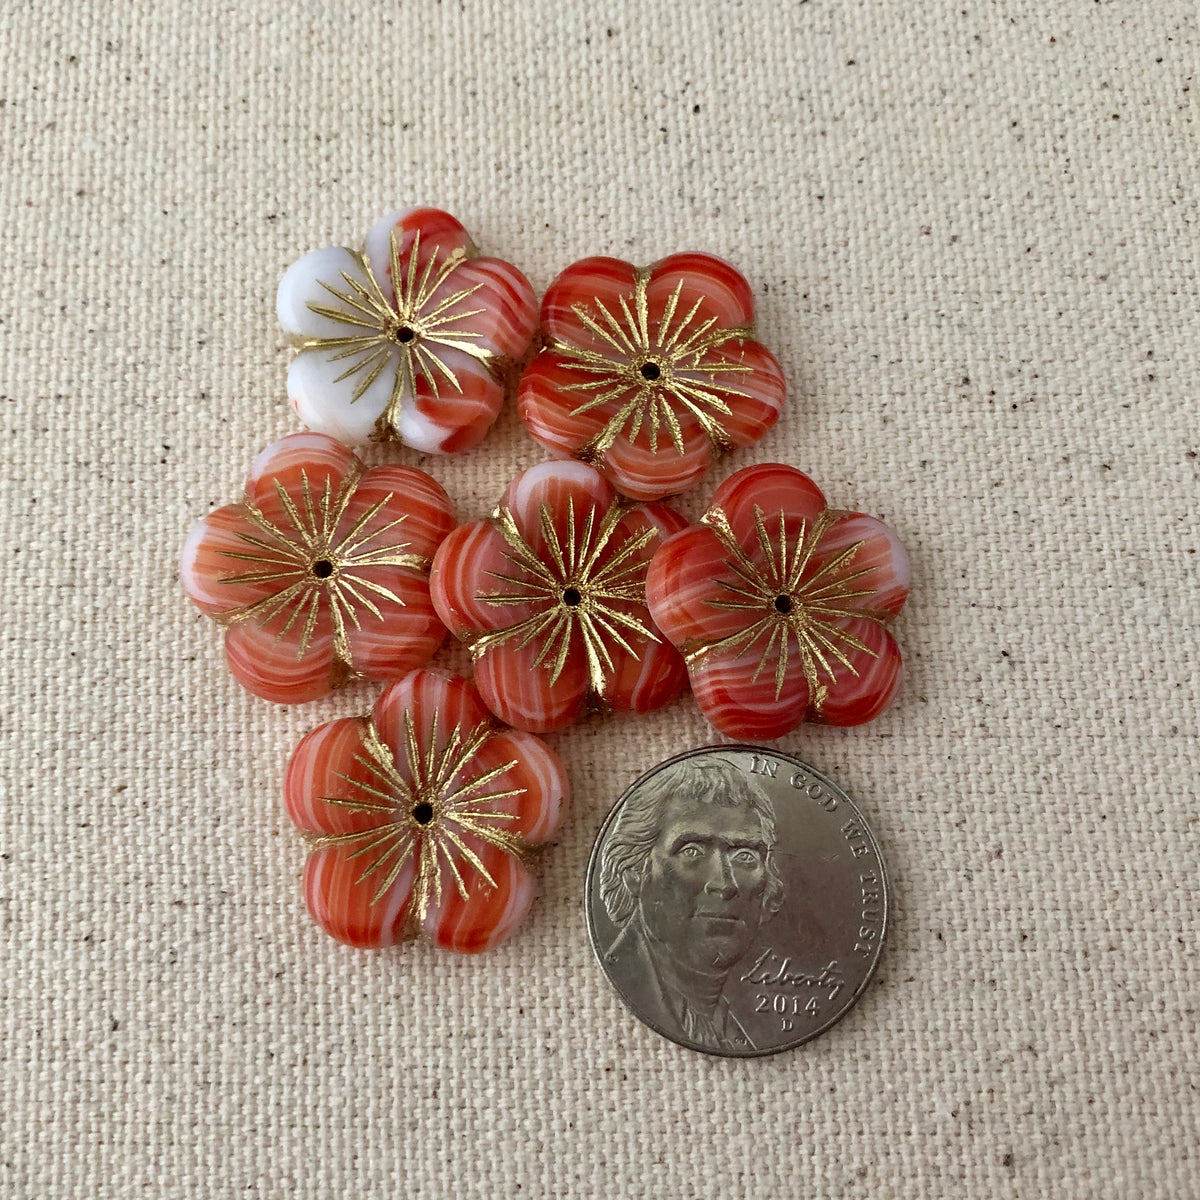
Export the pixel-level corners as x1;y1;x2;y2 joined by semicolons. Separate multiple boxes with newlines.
311;559;334;579
774;594;793;614
640;361;661;382
396;326;416;344
561;586;583;608
411;802;434;826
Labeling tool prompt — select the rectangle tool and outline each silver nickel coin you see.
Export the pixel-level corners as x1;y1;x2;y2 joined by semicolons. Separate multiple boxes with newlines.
585;745;889;1057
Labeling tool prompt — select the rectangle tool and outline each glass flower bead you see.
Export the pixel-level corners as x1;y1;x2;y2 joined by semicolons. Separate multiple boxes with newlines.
277;207;537;452
284;668;569;952
430;460;688;733
181;432;454;703
646;463;910;740
517;253;784;500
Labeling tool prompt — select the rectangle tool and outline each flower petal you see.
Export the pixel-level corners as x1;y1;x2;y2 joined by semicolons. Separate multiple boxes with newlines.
500;459;617;559
602;632;688;714
181;503;291;618
593;408;714;500
463;729;569;844
420;836;536;954
341;567;446;683
633;495;690;543
370;669;494;786
541;256;640;354
337;464;455;563
398;345;504;454
593;500;689;711
707;462;827;535
363;207;475;307
473;636;590;734
815;619;903;726
646;251;756;332
276;245;379;341
700;464;827;586
303;842;416;949
430;519;531;637
517;350;610;458
697;337;784;449
646;524;756;651
244;432;360;520
688;635;811;741
284;716;385;837
222;613;336;704
286;347;394;445
441;255;537;359
808;512;910;618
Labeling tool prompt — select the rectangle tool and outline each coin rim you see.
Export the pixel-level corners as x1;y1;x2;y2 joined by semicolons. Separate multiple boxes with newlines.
583;743;891;1058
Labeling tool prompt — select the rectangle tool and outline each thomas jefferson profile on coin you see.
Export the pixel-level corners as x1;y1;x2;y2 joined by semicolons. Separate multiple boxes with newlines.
595;755;783;1051
586;746;888;1056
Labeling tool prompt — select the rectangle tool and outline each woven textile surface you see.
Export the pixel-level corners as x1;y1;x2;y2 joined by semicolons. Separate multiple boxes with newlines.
1;1;1196;1196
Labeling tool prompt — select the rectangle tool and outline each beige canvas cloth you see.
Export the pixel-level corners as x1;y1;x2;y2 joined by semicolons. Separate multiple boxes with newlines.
1;1;1196;1196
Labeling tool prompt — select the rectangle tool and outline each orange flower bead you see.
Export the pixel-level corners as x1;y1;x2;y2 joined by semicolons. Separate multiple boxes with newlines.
646;463;910;740
518;253;784;500
181;432;454;703
284;669;569;952
430;460;688;733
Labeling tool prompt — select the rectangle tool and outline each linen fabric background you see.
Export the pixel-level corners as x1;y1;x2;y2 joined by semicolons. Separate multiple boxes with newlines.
1;1;1196;1196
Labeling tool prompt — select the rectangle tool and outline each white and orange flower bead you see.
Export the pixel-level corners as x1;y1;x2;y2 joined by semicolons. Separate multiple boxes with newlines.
277;207;537;452
284;669;569;952
181;432;455;704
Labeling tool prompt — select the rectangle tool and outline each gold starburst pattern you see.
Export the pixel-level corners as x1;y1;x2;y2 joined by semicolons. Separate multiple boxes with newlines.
314;711;526;922
297;229;492;438
471;499;660;697
216;468;428;670
548;270;756;460
691;505;884;707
